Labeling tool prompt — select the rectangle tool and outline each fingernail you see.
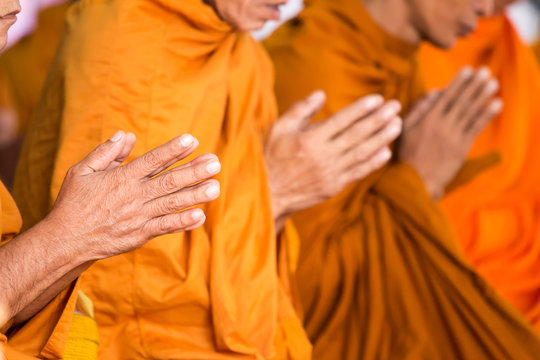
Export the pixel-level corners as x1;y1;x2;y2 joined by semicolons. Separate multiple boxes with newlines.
381;102;400;119
477;66;491;80
205;184;220;198
377;148;392;162
110;130;124;142
486;79;499;93
180;134;195;147
461;67;473;78
191;209;204;221
490;99;503;113
206;161;221;175
308;90;326;103
386;122;402;138
363;95;383;109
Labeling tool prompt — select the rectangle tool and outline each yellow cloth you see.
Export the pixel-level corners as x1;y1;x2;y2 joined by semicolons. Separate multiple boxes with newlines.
0;1;70;135
419;16;540;330
14;0;310;358
265;0;540;358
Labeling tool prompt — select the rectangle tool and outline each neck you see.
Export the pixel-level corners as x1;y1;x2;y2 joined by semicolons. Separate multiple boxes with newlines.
361;0;421;46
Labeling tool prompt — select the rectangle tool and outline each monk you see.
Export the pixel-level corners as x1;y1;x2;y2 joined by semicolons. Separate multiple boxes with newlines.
0;2;225;358
265;0;540;358
418;0;540;331
0;1;70;188
13;0;404;358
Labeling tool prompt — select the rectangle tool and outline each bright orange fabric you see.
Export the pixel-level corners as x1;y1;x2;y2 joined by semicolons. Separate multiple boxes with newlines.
419;16;540;330
0;182;79;359
14;0;310;358
265;0;540;358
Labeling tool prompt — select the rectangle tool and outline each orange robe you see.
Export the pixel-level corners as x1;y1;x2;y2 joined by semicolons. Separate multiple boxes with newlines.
14;0;310;358
265;0;540;358
0;182;79;359
419;16;540;330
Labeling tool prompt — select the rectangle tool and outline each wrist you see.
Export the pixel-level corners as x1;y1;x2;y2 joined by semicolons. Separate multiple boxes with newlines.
35;212;96;266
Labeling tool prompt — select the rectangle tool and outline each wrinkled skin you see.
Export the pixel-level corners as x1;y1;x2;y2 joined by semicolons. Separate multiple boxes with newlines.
399;67;502;199
266;91;402;228
1;131;222;326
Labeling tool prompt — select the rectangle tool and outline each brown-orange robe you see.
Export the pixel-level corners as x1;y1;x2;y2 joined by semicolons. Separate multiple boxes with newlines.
419;16;540;331
265;0;540;358
14;0;310;358
0;182;79;359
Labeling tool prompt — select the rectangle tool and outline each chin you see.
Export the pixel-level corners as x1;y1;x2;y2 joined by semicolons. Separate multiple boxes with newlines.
425;34;457;50
236;19;267;32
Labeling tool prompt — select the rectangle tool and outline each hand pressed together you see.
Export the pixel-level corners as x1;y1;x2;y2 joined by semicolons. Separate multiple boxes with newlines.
399;66;502;199
265;91;403;228
46;131;222;261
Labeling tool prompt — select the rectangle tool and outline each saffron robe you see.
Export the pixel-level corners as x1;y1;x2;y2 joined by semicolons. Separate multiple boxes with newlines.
419;16;540;331
14;0;310;358
265;0;540;358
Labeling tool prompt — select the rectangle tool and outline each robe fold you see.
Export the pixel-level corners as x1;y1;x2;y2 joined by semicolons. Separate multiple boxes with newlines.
265;0;540;358
0;182;79;359
419;16;540;331
14;0;310;358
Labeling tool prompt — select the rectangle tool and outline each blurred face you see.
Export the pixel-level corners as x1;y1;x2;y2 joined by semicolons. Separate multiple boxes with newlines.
0;0;20;50
409;0;494;49
206;0;288;31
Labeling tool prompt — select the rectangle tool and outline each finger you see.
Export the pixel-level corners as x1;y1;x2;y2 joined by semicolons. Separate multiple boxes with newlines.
459;78;499;130
432;66;474;114
448;67;493;122
465;98;503;142
331;100;401;152
105;132;137;171
145;154;221;197
339;147;392;186
339;116;401;169
313;94;385;139
144;208;207;237
146;179;220;217
75;130;131;175
403;91;441;131
124;134;199;179
275;90;327;133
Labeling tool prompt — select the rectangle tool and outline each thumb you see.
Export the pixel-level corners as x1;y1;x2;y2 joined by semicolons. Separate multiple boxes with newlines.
276;90;326;133
77;130;135;175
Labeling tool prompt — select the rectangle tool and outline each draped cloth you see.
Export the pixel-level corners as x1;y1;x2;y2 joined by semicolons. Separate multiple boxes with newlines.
265;0;540;358
0;182;79;359
419;16;540;331
13;0;310;358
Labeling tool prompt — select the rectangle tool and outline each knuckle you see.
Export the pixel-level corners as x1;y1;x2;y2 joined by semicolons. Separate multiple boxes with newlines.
164;195;182;213
159;174;178;193
142;151;163;172
65;166;78;178
158;216;173;233
297;135;314;153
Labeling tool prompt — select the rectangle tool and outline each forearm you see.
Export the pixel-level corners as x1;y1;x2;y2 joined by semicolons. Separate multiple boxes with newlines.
11;261;93;324
0;216;91;326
